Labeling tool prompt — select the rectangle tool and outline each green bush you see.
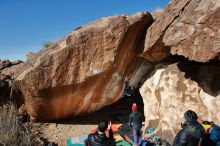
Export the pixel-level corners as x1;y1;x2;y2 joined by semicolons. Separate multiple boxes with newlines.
0;104;36;146
43;41;55;48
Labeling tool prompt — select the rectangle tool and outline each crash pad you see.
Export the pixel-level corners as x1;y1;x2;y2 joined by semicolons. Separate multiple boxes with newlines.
66;135;87;146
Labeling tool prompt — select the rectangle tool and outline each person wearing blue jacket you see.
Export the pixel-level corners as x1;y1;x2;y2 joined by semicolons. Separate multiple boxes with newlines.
201;121;220;146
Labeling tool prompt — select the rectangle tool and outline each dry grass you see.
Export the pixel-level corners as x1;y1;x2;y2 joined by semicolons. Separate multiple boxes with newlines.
0;103;37;146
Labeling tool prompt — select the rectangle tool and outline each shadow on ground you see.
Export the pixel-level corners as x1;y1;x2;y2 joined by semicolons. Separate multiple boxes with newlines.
57;88;145;126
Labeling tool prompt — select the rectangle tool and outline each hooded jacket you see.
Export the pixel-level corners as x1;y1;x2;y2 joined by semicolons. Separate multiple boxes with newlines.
173;111;205;146
129;110;142;131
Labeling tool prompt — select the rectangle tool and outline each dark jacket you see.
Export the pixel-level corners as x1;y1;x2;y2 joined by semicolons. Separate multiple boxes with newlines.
129;110;142;131
210;124;220;145
200;123;220;146
87;129;115;146
173;121;205;146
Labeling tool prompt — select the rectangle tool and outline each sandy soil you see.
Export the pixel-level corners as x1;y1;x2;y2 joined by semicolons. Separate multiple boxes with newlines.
32;122;97;146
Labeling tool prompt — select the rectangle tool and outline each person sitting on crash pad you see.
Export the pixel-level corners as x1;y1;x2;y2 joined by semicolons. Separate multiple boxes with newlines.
138;127;160;146
173;110;205;146
86;120;115;146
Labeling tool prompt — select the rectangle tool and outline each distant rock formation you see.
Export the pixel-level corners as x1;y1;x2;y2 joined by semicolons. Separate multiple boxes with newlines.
143;0;220;63
2;60;24;79
16;13;153;121
0;60;24;101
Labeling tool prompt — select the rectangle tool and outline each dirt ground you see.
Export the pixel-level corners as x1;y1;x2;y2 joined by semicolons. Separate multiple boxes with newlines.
32;122;97;146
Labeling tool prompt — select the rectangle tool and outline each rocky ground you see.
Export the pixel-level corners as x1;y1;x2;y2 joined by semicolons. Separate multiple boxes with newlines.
32;122;97;146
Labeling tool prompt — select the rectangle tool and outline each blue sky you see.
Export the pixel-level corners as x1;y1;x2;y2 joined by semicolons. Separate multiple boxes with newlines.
0;0;169;61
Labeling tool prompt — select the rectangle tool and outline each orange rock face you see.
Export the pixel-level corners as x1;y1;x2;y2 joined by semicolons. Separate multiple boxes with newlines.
16;13;153;121
143;0;220;63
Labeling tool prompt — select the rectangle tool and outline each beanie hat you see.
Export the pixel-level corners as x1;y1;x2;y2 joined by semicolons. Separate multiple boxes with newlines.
132;103;137;110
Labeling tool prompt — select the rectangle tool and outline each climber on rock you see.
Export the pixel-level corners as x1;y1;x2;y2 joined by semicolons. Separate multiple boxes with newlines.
122;78;133;98
173;110;205;146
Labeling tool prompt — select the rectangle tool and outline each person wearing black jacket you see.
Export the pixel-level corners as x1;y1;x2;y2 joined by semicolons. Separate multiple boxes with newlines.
86;120;115;146
173;110;205;146
129;103;142;146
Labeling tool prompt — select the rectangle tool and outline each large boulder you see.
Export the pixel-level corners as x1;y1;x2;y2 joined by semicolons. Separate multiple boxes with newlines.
140;60;220;143
16;13;153;121
143;0;220;63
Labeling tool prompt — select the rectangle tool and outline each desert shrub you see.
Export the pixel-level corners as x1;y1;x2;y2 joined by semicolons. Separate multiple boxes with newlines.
43;41;55;48
0;103;36;146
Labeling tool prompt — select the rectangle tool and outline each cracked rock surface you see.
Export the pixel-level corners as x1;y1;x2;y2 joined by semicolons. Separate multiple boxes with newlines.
143;0;220;63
